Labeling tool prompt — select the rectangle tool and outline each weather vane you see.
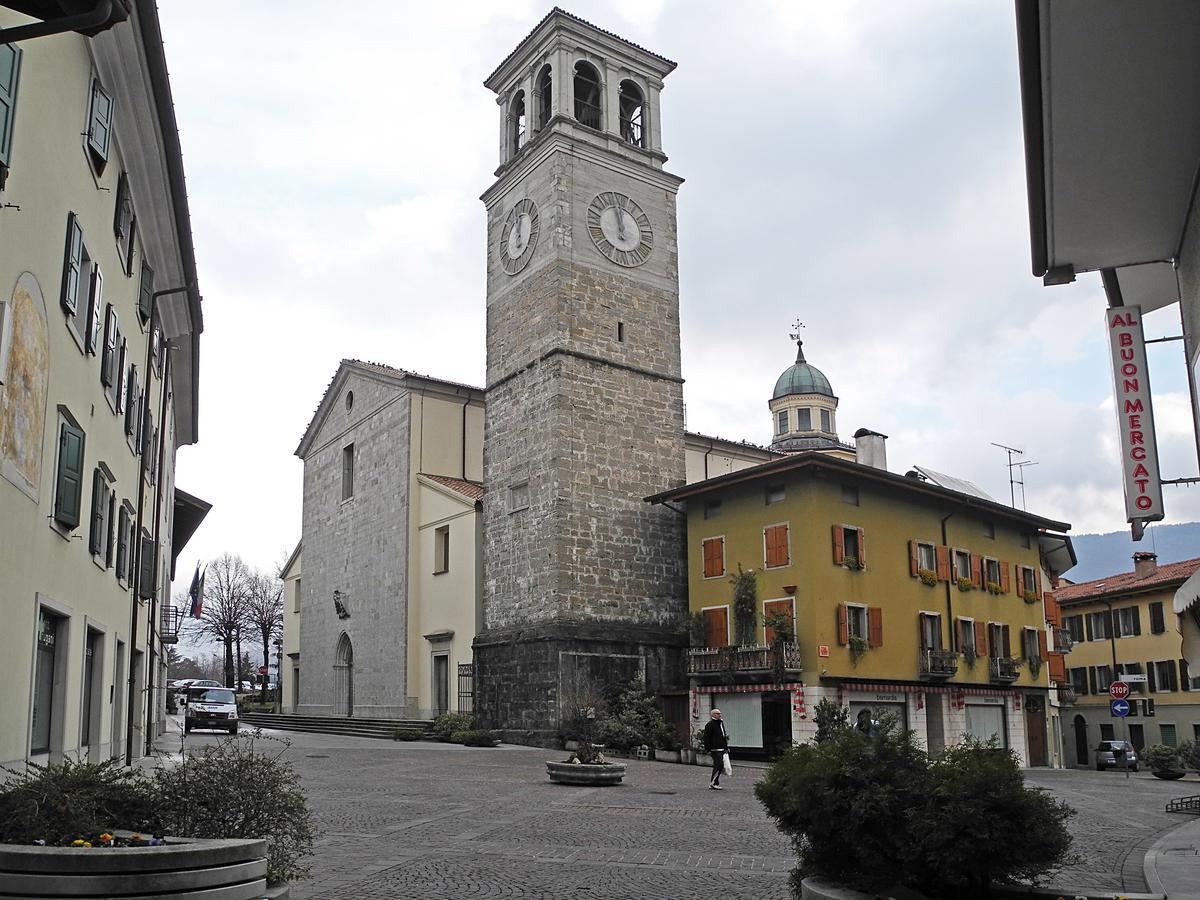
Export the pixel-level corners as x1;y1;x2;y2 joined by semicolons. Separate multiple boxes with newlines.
789;319;805;343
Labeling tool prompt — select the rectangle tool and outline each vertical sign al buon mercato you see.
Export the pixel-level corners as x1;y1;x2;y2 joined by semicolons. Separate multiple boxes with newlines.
1107;306;1165;525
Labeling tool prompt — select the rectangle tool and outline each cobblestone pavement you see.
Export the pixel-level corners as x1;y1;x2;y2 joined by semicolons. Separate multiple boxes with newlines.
163;724;1200;899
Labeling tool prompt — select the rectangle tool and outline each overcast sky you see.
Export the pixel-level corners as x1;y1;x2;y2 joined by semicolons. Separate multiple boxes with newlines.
158;0;1200;606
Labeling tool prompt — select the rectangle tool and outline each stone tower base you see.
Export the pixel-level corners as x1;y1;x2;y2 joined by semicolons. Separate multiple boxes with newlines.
473;621;686;746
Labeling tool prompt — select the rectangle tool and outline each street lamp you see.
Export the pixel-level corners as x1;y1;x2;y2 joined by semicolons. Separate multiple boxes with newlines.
273;639;283;713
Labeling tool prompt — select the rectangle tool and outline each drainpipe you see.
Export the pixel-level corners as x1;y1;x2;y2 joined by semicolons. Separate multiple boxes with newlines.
461;396;471;480
126;284;190;764
941;512;955;650
142;336;170;755
703;440;714;480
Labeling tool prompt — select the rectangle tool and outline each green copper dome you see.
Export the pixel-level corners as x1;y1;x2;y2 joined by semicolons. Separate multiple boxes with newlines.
772;342;834;398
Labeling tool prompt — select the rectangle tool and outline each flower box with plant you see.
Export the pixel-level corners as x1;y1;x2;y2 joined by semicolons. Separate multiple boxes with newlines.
986;580;1002;595
956;576;972;592
1022;589;1039;604
842;556;862;571
917;568;937;587
961;646;978;669
848;634;869;664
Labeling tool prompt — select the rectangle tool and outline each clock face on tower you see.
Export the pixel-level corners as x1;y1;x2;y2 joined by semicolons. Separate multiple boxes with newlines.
499;198;540;275
587;192;653;267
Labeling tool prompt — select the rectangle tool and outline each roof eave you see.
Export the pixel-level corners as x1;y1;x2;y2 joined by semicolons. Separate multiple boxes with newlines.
1015;0;1050;279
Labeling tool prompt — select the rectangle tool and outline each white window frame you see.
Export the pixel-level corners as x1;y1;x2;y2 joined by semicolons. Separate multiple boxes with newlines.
839;524;862;566
1115;606;1138;638
846;603;867;640
958;616;975;655
916;541;937;572
919;611;943;651
984;556;1001;587
433;524;450;575
953;548;971;581
700;603;731;648
1022;626;1040;661
1154;660;1174;693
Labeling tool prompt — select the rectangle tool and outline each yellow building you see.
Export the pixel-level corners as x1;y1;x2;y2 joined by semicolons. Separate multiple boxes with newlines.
0;3;206;768
1053;553;1200;768
649;443;1073;765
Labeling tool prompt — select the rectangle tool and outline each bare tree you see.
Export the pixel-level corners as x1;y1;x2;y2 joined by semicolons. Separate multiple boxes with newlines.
245;569;283;698
185;553;251;688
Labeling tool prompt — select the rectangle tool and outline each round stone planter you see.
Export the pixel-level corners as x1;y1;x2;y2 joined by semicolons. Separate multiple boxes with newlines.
0;834;275;899
1152;769;1187;780
546;760;627;786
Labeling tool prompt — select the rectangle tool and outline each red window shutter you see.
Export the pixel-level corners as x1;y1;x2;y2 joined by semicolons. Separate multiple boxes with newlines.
777;525;790;566
703;538;723;578
867;607;883;648
909;540;919;577
837;603;848;646
703;607;728;648
918;613;928;651
1044;592;1061;627
974;620;987;655
970;554;983;588
1002;624;1011;657
1048;652;1066;682
1037;629;1048;660
935;545;950;582
832;525;845;565
1000;561;1011;594
857;528;866;567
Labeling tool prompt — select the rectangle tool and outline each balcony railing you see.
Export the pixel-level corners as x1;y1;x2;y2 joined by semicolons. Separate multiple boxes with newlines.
1053;685;1078;706
918;649;959;679
160;605;182;645
687;644;802;677
1053;628;1075;653
988;657;1020;683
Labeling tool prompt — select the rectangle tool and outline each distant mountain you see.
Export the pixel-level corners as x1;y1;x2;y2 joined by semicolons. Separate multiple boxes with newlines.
1067;522;1200;584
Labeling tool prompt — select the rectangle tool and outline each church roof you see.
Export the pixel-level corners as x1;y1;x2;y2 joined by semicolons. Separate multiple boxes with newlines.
772;342;834;399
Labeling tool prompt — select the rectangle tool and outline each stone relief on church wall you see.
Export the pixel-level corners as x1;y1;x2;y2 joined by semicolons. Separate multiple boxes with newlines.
0;272;49;502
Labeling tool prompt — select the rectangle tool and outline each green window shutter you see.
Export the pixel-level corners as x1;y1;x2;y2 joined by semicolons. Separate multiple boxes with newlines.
115;505;128;580
113;172;129;238
85;265;102;354
60;213;83;315
138;535;156;599
100;306;116;386
0;43;21;169
86;80;113;163
115;338;127;414
138;261;154;323
54;421;85;529
88;469;105;554
1147;662;1157;693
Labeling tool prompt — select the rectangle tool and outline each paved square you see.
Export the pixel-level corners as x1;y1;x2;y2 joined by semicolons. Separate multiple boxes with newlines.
159;724;1200;899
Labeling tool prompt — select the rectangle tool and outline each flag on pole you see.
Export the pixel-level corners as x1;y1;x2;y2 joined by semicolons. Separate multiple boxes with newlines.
188;564;206;618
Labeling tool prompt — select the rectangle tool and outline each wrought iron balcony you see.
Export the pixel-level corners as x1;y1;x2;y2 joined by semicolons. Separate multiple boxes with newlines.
1053;628;1075;653
918;649;959;679
160;605;182;645
687;644;802;677
988;657;1020;683
1053;685;1078;706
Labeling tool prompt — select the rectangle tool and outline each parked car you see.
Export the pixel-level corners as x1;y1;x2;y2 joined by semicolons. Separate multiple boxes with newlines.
183;685;238;735
1095;740;1139;771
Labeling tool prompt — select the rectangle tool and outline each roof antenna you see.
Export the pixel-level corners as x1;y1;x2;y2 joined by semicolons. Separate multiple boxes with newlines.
991;442;1038;509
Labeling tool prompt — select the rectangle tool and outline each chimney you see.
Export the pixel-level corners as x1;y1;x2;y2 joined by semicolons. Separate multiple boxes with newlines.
1133;551;1157;578
854;428;888;472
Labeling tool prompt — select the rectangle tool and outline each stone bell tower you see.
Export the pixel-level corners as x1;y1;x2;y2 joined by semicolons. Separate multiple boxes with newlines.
475;9;687;738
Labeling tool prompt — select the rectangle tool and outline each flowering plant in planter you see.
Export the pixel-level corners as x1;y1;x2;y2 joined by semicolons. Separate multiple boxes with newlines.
956;577;973;592
843;556;863;571
1022;589;1039;604
848;634;869;664
986;581;1002;595
917;568;937;586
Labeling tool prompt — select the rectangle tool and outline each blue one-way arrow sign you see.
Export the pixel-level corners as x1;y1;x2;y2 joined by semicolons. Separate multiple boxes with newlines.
1111;699;1130;717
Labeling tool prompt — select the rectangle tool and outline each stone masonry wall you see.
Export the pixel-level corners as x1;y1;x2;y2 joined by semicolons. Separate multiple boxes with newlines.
299;371;411;718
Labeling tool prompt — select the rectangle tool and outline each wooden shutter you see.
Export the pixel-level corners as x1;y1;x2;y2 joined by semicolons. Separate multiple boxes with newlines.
1034;569;1042;600
1147;662;1157;693
917;613;928;651
1086;667;1095;694
1131;607;1141;636
115;506;128;580
114;172;130;238
836;604;848;646
125;367;138;435
116;337;127;413
60;212;83;315
138;261;154;323
101;306;117;386
104;493;115;567
999;561;1011;593
867;606;883;648
974;620;986;655
85;265;102;354
53;421;85;528
1167;661;1179;692
766;524;789;567
0;43;20;168
1001;624;1011;657
138;535;156;599
88;469;105;554
1048;652;1066;682
935;545;950;582
1180;660;1191;691
857;528;866;567
831;525;845;565
1044;592;1061;626
86;80;113;161
909;540;919;576
970;554;983;588
702;537;723;578
1037;629;1048;660
702;607;728;648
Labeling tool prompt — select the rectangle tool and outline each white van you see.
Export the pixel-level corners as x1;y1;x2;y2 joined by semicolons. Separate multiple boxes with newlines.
184;685;238;735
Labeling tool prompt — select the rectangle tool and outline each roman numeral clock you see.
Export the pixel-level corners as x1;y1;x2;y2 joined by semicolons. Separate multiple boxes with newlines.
587;191;653;267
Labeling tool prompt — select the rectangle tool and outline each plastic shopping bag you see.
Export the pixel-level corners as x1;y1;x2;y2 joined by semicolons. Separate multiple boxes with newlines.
722;753;732;776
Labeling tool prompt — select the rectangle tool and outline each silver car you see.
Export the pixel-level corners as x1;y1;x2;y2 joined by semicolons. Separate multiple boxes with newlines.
1095;740;1139;772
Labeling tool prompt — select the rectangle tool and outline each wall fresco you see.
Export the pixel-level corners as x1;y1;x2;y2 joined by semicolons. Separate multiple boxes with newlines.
0;272;49;502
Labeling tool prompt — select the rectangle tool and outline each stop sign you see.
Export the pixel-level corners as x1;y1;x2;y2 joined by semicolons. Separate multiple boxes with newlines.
258;665;268;675
1109;681;1130;700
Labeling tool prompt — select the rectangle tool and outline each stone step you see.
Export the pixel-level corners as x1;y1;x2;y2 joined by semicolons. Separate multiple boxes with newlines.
239;712;432;741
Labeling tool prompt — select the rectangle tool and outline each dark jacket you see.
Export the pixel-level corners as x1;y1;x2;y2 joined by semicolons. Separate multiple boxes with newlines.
703;717;729;752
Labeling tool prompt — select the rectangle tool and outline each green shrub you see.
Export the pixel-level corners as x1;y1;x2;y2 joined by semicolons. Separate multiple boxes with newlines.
1178;739;1200;771
450;729;497;747
755;728;1076;900
1146;743;1185;773
0;759;156;845
430;712;473;739
559;678;678;750
150;732;314;884
393;727;424;741
812;697;849;743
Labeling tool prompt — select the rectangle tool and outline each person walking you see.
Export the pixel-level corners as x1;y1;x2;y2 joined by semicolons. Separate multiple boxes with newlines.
704;708;730;789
